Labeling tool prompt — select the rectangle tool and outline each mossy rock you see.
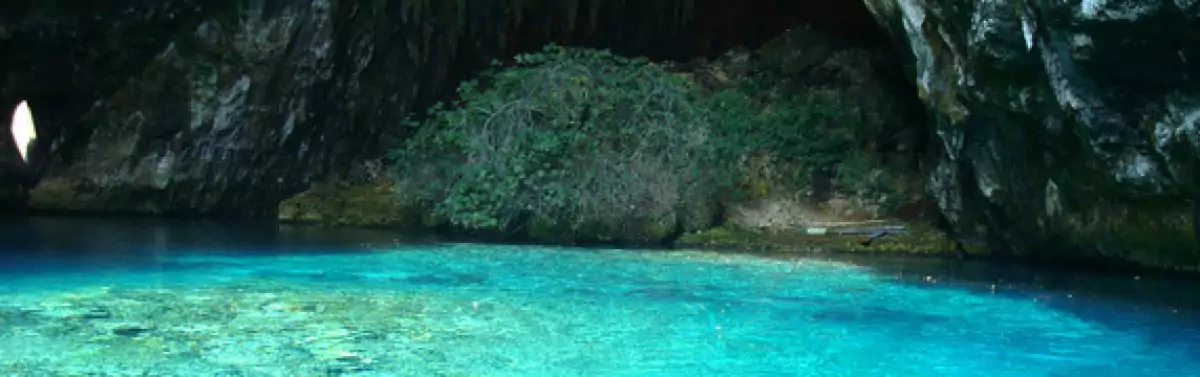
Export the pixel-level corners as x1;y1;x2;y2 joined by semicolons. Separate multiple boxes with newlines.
27;176;103;212
524;215;678;246
1055;204;1200;271
28;177;80;210
278;179;417;228
677;223;962;256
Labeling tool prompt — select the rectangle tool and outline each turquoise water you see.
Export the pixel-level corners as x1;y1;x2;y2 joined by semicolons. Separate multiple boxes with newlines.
1;219;1198;376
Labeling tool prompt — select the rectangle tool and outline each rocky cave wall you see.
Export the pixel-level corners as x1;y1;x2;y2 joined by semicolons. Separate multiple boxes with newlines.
5;0;1196;269
865;0;1200;269
0;0;892;217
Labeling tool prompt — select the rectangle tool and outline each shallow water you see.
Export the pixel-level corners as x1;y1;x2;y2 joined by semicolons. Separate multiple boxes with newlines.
0;217;1198;376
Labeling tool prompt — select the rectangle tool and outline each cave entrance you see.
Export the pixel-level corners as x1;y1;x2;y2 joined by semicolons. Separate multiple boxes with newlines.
8;100;37;163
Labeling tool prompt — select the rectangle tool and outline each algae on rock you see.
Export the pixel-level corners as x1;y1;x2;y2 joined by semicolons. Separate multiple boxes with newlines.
278;178;417;228
677;223;961;256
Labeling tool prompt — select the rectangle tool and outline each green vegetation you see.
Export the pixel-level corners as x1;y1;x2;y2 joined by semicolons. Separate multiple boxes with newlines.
392;45;715;237
835;150;911;214
705;89;852;197
387;42;922;243
704;86;909;210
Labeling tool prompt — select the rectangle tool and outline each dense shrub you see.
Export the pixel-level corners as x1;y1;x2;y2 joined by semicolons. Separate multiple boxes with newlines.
391;45;716;232
392;43;917;236
704;81;909;208
706;89;856;196
834;150;909;213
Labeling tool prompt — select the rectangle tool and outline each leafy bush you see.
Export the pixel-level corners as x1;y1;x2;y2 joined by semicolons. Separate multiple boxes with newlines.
392;43;918;236
834;150;909;213
704;86;883;202
392;45;715;232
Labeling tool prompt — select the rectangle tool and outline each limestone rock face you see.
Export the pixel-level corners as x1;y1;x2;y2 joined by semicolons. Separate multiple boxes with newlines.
865;0;1200;268
3;0;467;215
1;0;824;215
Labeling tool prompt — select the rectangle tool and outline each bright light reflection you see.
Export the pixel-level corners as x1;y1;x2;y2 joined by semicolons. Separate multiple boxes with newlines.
10;100;37;162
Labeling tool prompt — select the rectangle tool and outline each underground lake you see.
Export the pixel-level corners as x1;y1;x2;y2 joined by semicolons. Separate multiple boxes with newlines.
3;0;1199;375
0;217;1197;376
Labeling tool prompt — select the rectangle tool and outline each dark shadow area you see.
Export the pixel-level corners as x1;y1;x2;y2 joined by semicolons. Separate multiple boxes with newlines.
0;1;230;200
0;216;445;274
501;1;892;61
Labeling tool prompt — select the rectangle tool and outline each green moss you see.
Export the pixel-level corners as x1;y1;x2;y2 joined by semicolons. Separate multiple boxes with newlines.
676;223;961;256
1058;203;1200;271
733;154;781;201
837;225;962;255
933;86;969;125
577;217;675;244
645;221;677;240
418;211;448;228
28;177;95;211
522;215;676;245
278;179;416;228
525;217;563;241
677;226;756;245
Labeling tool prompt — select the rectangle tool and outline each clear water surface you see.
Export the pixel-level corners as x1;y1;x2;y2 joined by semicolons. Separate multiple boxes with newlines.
0;217;1198;376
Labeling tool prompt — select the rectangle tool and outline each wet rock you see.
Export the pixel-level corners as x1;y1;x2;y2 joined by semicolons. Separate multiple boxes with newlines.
277;175;418;228
110;323;154;337
79;308;111;320
0;306;41;329
524;214;685;247
677;222;961;256
320;349;375;375
0;283;448;375
865;0;1200;269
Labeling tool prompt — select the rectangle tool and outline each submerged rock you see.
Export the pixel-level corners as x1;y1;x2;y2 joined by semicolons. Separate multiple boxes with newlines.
864;0;1200;269
109;323;154;337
